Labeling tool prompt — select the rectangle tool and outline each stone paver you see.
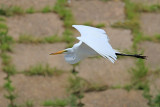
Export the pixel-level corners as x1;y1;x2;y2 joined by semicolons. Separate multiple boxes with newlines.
71;0;125;25
76;58;135;86
105;27;133;50
130;0;160;5
9;43;72;71
140;13;160;36
0;0;57;10
11;74;69;106
83;89;149;107
140;41;160;70
6;13;64;40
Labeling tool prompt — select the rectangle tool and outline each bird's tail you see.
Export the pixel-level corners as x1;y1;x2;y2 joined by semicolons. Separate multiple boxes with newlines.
115;53;147;59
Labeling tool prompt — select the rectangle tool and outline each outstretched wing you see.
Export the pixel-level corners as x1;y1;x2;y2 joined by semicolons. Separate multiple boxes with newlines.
72;25;117;63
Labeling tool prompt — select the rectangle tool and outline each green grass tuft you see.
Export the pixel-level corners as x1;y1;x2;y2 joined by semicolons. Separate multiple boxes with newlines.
25;100;34;107
42;6;52;13
100;0;111;1
0;31;13;52
85;83;108;92
83;22;105;28
44;35;62;43
18;33;77;44
111;20;139;32
18;35;43;43
83;22;93;26
151;93;160;107
18;34;72;44
140;34;160;43
0;5;24;16
0;17;6;21
26;7;35;14
130;59;148;81
62;29;74;43
53;0;75;28
3;64;17;75
155;34;160;41
1;53;11;65
4;77;17;107
138;4;160;12
62;29;76;48
0;43;12;52
95;23;106;28
10;6;24;15
124;0;140;20
4;79;15;93
124;58;149;92
0;23;8;29
43;99;68;107
67;75;107;94
24;64;64;76
67;76;88;94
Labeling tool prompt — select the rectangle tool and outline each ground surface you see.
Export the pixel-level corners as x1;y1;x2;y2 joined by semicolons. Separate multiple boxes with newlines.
0;0;57;10
71;0;125;25
140;13;160;36
0;0;160;107
7;13;64;40
83;89;148;107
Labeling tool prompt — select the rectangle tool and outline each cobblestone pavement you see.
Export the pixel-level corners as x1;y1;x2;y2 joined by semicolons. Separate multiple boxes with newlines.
0;0;160;106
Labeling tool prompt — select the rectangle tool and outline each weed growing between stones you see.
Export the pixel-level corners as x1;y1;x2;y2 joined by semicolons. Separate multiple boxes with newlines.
151;93;160;107
18;33;76;45
25;100;34;107
1;53;11;65
41;6;52;13
26;7;35;14
83;22;106;28
138;4;160;13
24;64;64;76
4;77;17;107
0;17;6;21
43;98;68;107
67;72;85;107
125;59;149;90
53;0;74;28
62;29;76;48
0;23;13;52
53;0;76;48
18;34;44;43
0;16;18;107
100;0;111;2
0;5;24;16
141;34;160;43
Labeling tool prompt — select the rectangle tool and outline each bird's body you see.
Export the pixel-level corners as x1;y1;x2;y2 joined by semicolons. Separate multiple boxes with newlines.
64;41;99;64
50;25;146;64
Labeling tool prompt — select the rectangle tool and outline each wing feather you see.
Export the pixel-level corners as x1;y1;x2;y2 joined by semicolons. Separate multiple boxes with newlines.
73;25;117;63
73;25;109;40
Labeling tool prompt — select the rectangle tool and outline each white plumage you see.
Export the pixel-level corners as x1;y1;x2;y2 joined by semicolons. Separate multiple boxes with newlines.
64;25;117;64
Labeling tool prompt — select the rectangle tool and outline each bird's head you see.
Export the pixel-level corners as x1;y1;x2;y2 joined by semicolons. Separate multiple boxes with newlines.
49;48;73;55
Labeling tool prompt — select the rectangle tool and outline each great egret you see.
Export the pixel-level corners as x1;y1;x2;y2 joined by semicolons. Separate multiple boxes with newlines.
50;25;146;64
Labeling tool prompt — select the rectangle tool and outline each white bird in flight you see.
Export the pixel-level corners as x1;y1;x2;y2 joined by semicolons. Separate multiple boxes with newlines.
50;25;146;64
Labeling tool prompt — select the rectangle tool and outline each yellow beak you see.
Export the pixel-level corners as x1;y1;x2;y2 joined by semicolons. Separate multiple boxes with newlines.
49;50;66;55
